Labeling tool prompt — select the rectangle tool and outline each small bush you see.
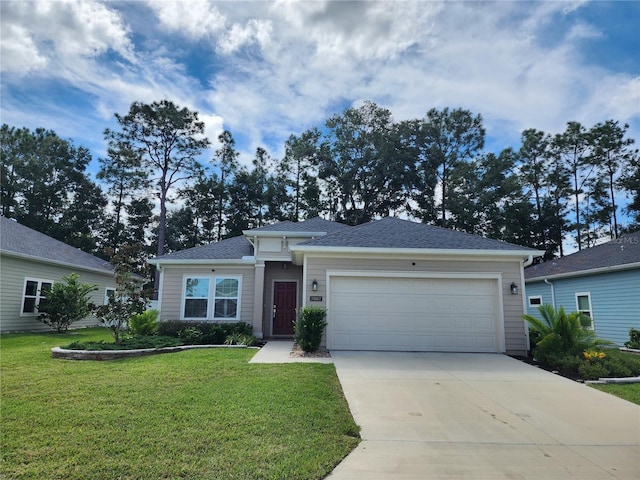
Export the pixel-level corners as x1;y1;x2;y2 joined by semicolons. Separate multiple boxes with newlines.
625;328;640;349
38;274;97;332
294;307;327;353
64;336;181;350
157;321;253;345
224;333;256;346
129;309;159;336
578;362;610;380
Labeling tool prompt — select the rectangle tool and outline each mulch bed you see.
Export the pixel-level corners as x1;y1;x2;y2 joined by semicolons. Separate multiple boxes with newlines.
290;343;331;358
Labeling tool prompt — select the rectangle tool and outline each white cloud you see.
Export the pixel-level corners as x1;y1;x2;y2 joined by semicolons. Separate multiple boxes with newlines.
0;23;48;74
145;0;226;39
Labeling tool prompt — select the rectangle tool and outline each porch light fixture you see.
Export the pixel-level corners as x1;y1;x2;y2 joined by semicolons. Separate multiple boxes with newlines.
311;279;318;291
510;282;518;295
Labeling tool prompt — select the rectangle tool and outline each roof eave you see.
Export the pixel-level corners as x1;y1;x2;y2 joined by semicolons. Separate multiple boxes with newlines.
0;249;114;276
241;230;327;237
290;245;544;258
525;261;640;282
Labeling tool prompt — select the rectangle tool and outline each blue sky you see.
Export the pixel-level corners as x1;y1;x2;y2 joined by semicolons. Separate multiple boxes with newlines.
1;0;639;178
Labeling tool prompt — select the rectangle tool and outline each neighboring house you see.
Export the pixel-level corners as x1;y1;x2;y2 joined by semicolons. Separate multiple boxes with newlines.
150;217;542;355
524;231;640;347
0;216;117;332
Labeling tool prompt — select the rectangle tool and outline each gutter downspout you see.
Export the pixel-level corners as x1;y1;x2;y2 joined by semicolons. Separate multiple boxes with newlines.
544;278;555;309
523;254;534;268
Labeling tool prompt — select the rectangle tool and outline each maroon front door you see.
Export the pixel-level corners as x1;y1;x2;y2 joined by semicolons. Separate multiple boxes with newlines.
272;281;297;335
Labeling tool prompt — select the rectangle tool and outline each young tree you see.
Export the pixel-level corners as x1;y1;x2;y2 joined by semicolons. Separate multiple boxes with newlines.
95;244;151;344
37;273;97;333
104;101;210;294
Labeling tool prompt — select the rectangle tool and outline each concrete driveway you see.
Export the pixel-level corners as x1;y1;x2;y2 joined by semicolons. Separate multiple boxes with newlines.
327;352;640;480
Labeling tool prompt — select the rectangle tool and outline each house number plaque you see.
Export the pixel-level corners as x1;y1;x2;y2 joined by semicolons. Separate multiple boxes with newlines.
309;296;323;302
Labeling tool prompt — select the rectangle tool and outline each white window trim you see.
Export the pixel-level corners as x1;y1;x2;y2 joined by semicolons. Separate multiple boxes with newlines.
180;275;243;321
20;277;54;316
528;295;543;307
104;287;116;305
575;292;594;329
213;276;242;321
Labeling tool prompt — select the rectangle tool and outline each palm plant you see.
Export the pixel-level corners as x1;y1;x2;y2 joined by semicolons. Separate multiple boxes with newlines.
523;304;614;365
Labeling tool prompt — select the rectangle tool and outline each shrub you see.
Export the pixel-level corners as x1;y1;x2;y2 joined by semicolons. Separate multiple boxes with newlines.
157;321;253;345
625;328;640;349
38;273;97;332
224;333;256;346
64;336;181;350
129;309;159;336
523;304;614;368
294;307;327;353
578;362;610;380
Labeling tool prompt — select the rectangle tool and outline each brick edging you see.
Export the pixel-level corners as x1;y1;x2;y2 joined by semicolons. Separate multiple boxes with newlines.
51;344;256;361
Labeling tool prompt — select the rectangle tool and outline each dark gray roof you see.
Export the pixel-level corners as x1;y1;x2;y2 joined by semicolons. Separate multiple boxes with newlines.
246;217;350;233
298;217;536;251
153;235;253;261
525;231;640;280
0;216;113;274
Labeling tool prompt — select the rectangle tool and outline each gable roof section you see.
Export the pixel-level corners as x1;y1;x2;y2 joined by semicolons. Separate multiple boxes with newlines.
525;231;640;281
150;235;254;264
0;216;113;274
295;217;538;252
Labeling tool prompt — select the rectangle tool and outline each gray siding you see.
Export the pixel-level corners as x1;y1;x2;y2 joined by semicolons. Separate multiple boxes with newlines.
0;254;116;332
305;256;527;354
158;265;255;325
526;269;640;346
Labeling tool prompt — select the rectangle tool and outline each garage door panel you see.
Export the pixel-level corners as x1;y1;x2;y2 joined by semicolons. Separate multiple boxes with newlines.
328;276;501;353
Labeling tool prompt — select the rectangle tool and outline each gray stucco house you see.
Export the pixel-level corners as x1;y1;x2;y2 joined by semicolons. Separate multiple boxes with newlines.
0;216;117;332
150;217;542;355
525;231;640;347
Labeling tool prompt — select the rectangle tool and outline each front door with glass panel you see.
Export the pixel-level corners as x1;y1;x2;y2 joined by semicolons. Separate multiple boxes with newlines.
272;281;296;335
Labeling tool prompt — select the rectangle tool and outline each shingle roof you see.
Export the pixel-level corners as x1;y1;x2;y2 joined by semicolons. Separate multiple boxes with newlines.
152;235;254;261
297;217;536;251
525;231;640;280
0;216;113;274
245;217;350;233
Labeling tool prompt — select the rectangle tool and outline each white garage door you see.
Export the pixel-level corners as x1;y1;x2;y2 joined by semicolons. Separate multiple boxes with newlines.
328;276;501;352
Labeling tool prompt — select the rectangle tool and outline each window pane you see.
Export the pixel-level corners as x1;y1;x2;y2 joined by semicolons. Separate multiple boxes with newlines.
23;297;36;313
214;299;237;318
25;280;38;296
215;278;238;298
40;283;52;297
577;295;590;311
184;299;208;318
185;278;209;298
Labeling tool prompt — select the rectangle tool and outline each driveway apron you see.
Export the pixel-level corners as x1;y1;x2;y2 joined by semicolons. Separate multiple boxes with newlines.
328;352;640;480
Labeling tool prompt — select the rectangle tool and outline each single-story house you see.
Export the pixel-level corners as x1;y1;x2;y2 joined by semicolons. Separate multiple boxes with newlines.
149;217;543;355
524;231;640;347
0;216;117;332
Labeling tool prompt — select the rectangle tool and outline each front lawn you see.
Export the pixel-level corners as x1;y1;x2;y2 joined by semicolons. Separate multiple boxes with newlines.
1;328;360;480
590;383;640;405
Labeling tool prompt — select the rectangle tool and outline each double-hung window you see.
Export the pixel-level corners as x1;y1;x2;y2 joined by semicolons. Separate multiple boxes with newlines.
182;276;241;320
213;278;240;320
21;278;53;315
575;292;594;329
183;277;210;319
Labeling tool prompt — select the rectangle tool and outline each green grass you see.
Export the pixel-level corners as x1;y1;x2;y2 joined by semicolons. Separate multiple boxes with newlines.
590;383;640;405
1;328;360;479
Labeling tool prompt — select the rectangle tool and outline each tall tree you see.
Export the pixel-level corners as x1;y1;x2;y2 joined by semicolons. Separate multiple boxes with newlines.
97;142;149;251
104;101;209;293
588;120;637;239
420;108;485;227
212;131;240;240
552;122;595;251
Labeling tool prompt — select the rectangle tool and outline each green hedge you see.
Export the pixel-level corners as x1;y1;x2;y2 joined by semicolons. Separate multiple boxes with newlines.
157;321;253;345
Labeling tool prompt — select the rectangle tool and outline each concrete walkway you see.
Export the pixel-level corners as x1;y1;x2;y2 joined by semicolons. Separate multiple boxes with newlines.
327;351;640;480
249;339;333;364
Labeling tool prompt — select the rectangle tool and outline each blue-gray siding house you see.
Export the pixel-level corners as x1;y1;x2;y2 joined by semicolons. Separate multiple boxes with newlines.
524;231;640;347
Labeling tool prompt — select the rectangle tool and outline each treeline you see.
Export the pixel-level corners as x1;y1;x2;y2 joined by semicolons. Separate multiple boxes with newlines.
1;100;639;270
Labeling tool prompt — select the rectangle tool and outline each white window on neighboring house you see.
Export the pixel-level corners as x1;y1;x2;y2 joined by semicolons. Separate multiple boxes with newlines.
576;292;594;329
21;278;53;315
183;277;210;319
213;277;241;320
104;288;116;305
528;296;543;307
